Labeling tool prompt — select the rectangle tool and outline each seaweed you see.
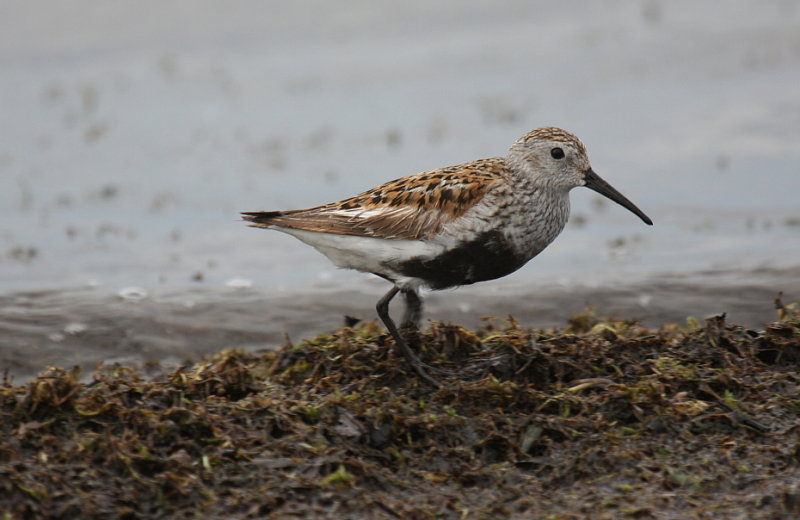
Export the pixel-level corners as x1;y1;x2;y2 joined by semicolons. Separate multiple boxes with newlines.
2;301;800;519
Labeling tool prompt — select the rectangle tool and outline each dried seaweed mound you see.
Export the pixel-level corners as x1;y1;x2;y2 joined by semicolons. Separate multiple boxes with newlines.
2;302;800;519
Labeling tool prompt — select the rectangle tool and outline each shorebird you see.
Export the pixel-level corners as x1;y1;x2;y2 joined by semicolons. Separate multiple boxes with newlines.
243;127;652;387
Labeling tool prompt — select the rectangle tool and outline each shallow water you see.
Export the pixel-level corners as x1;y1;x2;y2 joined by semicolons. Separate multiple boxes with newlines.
1;1;799;380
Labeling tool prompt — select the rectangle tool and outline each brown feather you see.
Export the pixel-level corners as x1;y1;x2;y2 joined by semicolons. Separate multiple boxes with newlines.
242;158;509;240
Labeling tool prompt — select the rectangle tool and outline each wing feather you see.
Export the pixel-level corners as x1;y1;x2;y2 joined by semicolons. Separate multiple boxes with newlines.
242;158;509;240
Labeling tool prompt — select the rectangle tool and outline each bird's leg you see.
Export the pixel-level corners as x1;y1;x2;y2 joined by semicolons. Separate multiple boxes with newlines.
376;286;440;388
400;288;423;332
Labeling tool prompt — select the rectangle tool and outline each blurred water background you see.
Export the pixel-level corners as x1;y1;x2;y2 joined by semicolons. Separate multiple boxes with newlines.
2;1;799;380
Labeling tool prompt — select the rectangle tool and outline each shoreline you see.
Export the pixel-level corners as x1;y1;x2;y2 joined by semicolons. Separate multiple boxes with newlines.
2;265;799;383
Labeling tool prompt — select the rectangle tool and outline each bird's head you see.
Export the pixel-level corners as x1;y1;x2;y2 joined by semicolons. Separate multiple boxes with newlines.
508;127;652;225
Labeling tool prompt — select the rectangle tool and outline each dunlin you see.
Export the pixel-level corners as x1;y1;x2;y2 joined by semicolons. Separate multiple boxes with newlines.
243;127;652;386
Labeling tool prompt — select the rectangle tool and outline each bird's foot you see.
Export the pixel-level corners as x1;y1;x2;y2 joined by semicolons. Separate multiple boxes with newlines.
390;334;459;383
387;333;445;388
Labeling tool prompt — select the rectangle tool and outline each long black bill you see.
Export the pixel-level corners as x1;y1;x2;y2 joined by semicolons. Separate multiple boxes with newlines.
584;168;653;225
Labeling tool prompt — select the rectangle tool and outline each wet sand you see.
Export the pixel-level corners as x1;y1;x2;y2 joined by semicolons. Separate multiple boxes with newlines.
2;266;798;383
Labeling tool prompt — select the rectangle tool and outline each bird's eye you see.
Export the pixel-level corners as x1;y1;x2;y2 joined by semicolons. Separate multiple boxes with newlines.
550;147;565;160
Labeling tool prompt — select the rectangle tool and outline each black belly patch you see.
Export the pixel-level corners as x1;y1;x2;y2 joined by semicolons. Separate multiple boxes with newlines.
395;230;529;290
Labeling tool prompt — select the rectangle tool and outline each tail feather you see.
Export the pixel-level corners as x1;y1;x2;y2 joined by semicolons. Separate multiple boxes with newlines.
241;211;285;228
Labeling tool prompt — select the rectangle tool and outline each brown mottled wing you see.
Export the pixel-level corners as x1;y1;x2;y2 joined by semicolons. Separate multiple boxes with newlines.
242;158;509;240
